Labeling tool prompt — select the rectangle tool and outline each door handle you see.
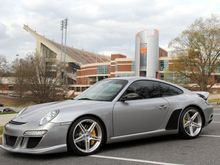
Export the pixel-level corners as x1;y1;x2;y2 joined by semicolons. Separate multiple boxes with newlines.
158;105;168;109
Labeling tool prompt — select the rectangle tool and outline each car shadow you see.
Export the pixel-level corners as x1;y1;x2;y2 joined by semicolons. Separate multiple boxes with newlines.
2;134;186;160
1;151;74;160
101;134;182;152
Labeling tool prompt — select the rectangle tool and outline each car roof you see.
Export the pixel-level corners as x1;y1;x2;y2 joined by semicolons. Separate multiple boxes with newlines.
108;76;190;93
109;76;165;82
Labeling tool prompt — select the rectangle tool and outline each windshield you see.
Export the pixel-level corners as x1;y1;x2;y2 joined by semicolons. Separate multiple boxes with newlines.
75;79;128;101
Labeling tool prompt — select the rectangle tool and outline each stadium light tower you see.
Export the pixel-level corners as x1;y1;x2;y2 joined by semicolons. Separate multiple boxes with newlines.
60;18;68;84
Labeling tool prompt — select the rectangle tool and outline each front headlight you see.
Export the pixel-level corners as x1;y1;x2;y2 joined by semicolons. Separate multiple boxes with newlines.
39;110;59;126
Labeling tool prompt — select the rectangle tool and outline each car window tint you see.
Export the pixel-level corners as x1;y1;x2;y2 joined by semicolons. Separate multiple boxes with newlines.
126;80;161;100
159;82;183;97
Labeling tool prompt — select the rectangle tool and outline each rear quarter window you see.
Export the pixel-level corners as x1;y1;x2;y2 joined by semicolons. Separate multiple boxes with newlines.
159;82;183;97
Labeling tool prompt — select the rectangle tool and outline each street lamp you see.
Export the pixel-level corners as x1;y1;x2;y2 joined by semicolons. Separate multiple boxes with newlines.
16;54;22;99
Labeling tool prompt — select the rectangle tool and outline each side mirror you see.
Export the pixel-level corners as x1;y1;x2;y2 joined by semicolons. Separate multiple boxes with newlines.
120;93;141;102
120;96;127;102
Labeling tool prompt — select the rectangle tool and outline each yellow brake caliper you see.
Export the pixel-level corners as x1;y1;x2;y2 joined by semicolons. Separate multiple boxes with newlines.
183;116;187;125
91;129;96;145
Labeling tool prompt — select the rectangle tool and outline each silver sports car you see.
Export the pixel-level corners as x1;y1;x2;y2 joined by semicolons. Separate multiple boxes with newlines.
1;77;213;155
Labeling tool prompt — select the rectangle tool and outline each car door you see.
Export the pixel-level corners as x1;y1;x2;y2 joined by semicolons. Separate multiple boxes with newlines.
113;80;169;137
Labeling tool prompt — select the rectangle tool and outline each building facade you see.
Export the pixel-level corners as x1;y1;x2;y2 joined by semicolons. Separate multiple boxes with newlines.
0;77;15;95
135;29;159;78
24;25;110;85
70;54;134;94
22;25;220;96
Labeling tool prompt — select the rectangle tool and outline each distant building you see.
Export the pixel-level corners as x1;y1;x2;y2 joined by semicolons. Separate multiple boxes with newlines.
135;29;159;78
70;54;134;94
23;25;171;94
0;77;15;94
24;25;135;94
24;25;110;85
23;25;220;95
134;29;179;83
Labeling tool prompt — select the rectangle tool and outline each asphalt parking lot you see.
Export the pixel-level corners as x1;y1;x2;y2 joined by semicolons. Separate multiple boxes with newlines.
0;108;220;165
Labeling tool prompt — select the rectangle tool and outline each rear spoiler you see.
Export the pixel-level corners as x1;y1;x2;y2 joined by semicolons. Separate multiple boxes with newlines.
193;91;209;100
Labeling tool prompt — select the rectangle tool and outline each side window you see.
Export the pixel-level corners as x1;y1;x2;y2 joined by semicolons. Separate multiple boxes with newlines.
124;80;161;100
159;82;183;97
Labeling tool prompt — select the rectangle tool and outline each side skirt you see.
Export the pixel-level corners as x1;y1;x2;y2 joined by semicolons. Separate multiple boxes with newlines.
107;129;177;144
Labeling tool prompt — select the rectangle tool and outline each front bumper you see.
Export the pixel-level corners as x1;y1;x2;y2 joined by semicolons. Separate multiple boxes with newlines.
0;122;70;154
0;144;66;154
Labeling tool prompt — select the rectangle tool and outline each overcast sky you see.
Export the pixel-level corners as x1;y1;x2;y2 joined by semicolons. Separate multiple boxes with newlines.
0;0;219;62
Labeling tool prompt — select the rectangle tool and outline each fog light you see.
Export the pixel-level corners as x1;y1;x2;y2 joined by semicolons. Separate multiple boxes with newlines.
24;130;47;136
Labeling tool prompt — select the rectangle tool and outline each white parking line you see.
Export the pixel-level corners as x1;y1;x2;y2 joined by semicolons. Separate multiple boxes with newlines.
214;113;220;116
201;134;220;138
90;154;184;165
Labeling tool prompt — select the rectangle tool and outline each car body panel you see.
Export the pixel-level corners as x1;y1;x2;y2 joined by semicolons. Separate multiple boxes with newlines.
0;77;214;154
113;97;169;136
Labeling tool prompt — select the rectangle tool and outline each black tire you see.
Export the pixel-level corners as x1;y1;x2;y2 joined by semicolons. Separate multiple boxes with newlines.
67;116;105;156
179;107;203;139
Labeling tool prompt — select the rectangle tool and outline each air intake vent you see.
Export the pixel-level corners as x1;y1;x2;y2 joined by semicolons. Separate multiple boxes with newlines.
5;134;17;147
9;120;26;125
27;137;42;148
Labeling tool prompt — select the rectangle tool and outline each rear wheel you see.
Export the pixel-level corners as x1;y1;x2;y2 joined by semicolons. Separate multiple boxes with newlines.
179;107;203;139
67;116;105;155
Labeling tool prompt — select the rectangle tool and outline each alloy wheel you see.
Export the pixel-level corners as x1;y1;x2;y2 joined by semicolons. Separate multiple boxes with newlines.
73;119;102;153
183;109;202;137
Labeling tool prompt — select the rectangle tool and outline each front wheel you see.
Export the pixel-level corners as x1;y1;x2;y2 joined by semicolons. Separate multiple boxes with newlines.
67;116;105;155
179;107;203;139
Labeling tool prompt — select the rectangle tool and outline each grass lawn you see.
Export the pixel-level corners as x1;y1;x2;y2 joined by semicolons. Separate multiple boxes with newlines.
0;126;3;135
0;112;17;115
208;98;220;104
0;95;35;107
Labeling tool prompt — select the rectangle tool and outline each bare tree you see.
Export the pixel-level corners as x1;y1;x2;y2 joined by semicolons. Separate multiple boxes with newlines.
26;55;61;103
13;54;63;103
0;55;8;77
12;58;27;98
169;15;220;91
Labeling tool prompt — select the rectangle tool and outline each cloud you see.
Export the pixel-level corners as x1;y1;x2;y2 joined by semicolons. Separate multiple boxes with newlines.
0;0;219;62
0;23;8;40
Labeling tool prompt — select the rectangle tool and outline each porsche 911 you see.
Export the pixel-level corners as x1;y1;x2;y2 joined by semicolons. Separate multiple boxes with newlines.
0;77;213;155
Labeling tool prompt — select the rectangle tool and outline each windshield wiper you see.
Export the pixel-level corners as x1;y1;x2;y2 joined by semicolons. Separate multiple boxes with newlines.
78;98;93;100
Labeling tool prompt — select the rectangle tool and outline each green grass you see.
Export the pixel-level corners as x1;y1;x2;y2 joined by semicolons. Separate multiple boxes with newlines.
0;126;3;135
0;95;35;108
208;98;220;104
0;112;17;115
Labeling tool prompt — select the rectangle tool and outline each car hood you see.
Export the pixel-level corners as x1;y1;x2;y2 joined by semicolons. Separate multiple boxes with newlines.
12;100;109;123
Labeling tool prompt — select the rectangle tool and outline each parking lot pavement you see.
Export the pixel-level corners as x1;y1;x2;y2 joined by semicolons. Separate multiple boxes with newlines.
0;110;220;165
